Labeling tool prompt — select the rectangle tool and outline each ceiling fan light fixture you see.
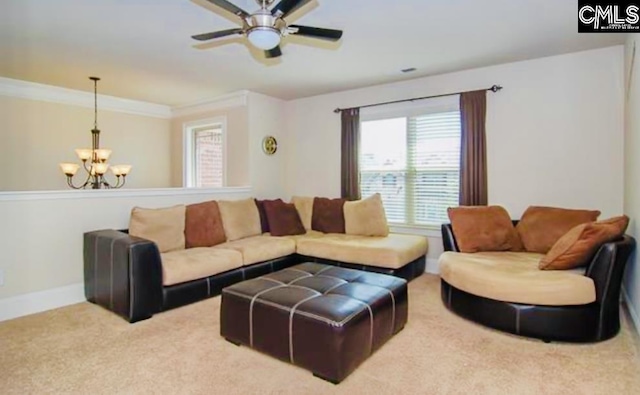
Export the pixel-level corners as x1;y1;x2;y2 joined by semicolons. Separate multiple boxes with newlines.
247;26;281;50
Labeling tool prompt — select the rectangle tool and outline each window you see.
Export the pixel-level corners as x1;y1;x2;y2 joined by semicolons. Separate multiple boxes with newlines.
359;98;461;227
184;118;226;188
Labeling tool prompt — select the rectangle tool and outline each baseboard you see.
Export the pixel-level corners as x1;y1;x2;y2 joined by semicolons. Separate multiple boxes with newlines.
0;283;85;323
425;258;440;275
622;287;640;338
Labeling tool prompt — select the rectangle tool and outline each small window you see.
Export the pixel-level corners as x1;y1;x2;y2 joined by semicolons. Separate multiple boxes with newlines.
184;118;226;188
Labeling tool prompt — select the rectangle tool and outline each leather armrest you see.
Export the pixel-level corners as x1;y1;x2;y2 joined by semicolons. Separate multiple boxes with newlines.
585;235;636;304
441;224;460;252
84;229;163;323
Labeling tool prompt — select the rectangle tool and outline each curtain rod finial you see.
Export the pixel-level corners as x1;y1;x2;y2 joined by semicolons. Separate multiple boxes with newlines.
334;108;342;113
489;85;503;92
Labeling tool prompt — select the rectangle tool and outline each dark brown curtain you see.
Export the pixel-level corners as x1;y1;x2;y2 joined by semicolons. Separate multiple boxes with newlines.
459;90;488;206
341;108;361;200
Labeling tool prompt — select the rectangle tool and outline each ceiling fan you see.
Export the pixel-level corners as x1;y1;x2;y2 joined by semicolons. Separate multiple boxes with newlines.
192;0;343;58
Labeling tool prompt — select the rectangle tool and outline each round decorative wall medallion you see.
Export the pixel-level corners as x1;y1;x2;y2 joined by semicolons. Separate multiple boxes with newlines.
262;135;278;155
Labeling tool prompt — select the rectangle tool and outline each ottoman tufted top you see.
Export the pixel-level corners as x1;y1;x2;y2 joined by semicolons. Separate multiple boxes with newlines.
223;262;406;327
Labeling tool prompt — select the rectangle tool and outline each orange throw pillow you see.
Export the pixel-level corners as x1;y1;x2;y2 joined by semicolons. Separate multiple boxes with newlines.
447;206;523;253
539;215;629;270
516;206;600;253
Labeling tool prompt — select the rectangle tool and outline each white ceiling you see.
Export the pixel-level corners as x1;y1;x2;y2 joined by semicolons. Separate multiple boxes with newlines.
0;0;626;106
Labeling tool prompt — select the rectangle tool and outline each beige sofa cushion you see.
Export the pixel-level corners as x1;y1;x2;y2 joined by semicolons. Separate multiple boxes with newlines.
214;235;296;266
291;196;314;230
296;233;427;269
161;248;243;286
344;193;389;237
217;198;262;241
439;251;595;306
129;205;186;253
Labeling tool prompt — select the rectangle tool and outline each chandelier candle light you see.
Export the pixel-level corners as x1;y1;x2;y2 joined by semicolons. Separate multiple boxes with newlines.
59;77;131;189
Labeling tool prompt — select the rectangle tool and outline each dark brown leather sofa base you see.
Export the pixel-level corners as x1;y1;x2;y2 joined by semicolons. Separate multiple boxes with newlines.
220;262;408;384
84;229;425;323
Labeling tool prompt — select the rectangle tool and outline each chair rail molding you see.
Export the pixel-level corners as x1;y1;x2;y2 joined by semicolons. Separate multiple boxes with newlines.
0;76;172;119
0;186;252;202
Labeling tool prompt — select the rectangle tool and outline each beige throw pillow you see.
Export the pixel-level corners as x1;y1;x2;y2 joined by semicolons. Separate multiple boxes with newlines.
129;205;186;253
217;198;262;241
344;193;389;236
291;196;314;231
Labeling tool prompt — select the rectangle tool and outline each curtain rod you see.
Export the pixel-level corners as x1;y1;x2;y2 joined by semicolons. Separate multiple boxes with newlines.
333;85;503;114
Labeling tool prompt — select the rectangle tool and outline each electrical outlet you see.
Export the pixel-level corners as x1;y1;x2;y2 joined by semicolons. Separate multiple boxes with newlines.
0;269;4;286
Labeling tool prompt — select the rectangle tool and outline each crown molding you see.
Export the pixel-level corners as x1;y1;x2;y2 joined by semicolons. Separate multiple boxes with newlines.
0;77;172;119
171;90;249;118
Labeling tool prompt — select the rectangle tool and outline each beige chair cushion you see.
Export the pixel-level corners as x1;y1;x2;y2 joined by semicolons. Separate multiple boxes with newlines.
439;251;595;306
217;198;262;241
161;248;243;286
296;233;427;269
129;205;186;253
343;193;389;237
291;196;314;231
213;235;296;266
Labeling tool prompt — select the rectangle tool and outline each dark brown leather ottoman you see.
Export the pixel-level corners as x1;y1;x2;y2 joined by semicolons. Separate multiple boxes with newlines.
220;262;408;383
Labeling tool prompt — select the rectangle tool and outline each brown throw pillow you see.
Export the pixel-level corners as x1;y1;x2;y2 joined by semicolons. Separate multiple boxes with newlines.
447;205;523;253
516;206;601;253
540;215;629;270
185;201;226;248
263;200;306;236
255;199;282;234
312;197;346;233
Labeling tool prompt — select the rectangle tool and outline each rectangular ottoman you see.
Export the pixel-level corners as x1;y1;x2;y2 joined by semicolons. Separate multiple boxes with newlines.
220;262;408;383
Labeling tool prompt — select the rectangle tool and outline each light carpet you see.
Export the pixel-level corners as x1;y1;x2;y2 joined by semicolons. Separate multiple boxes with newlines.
1;274;640;394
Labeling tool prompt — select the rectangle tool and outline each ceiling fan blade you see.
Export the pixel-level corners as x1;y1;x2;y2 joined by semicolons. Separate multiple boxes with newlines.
272;0;312;18
192;28;244;41
265;46;282;58
289;25;343;41
202;0;250;19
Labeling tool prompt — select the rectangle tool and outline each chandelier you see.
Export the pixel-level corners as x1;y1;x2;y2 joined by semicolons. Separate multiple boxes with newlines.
59;77;131;189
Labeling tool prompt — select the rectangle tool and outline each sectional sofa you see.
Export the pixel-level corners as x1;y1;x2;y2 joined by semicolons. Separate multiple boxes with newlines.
84;195;428;323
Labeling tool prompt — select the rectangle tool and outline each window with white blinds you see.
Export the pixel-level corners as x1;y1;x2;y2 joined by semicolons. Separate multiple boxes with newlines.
360;103;461;227
184;118;226;188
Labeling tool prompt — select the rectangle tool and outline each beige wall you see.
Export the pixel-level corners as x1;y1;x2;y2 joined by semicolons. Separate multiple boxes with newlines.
0;96;172;191
170;106;249;188
285;46;624;218
623;34;640;329
247;92;287;198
